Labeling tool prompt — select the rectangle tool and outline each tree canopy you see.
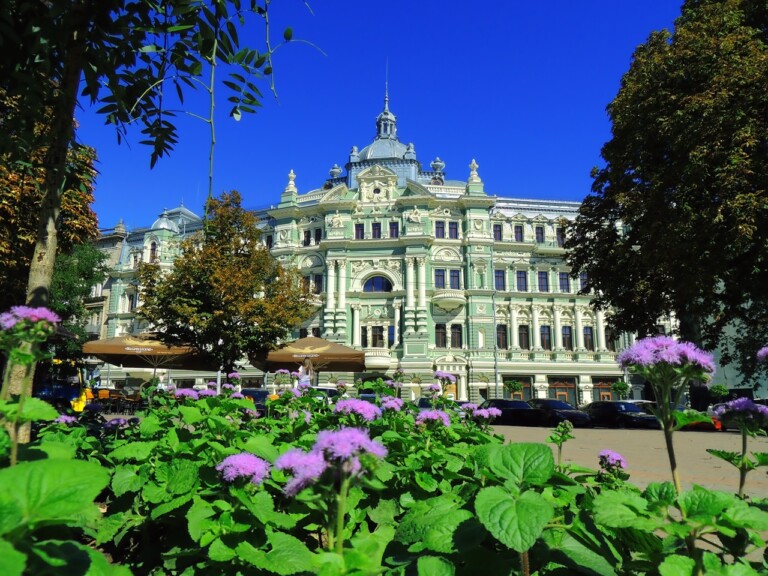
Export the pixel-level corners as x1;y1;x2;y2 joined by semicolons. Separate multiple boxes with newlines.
138;191;314;373
566;0;768;383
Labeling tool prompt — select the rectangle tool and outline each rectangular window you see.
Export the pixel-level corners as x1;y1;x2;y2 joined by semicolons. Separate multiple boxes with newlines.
435;323;447;348
434;269;446;289
314;228;322;244
266;235;273;249
389;221;399;238
451;324;463;348
493;223;503;241
449;269;461;290
372;326;385;348
448;221;459;239
538;271;549;292
580;272;589;291
494;269;506;291
303;230;311;247
541;325;552;350
559;272;570;293
302;276;310;291
299;328;308;338
584;326;595;351
355;223;365;240
388;325;395;348
435;220;445;238
312;327;321;337
516;270;528;292
605;327;616;352
313;274;323;294
514;225;524;242
518;325;530;350
496;324;508;349
562;326;573;351
361;326;368;348
371;222;382;239
656;324;666;335
535;226;545;243
556;227;566;247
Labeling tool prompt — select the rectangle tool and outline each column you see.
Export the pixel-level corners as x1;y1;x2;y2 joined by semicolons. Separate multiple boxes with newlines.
326;260;336;311
575;306;584;350
417;258;426;309
596;309;607;351
366;326;372;349
406;258;415;309
531;305;541;349
509;304;519;348
352;305;360;346
337;259;347;312
553;305;562;349
393;303;401;346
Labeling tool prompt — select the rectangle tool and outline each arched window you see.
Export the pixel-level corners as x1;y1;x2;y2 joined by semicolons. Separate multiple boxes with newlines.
363;276;393;292
150;242;158;262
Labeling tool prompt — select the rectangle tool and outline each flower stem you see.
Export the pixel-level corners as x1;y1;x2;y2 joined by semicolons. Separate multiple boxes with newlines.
334;476;351;555
520;550;530;576
662;422;682;496
738;429;748;499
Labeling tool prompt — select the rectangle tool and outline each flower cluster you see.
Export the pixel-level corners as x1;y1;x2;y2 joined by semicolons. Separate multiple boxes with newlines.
384;379;402;390
434;370;457;384
336;380;348;392
221;383;235;390
216;453;271;486
175;388;199;400
758;346;768;363
198;389;218;397
0;306;60;330
54;414;78;425
227;371;241;381
617;336;715;374
381;396;404;412
335;398;382;422
275;428;387;496
392;368;405;382
464;404;502;422
289;409;312;424
273;369;291;386
598;449;627;470
425;383;442;397
230;392;244;399
0;306;61;354
714;397;768;432
290;371;301;379
104;417;130;430
416;409;451;428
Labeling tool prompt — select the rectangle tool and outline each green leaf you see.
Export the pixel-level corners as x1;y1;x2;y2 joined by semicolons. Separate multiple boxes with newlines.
344;524;395;573
150;494;192;519
109;441;158;462
643;482;677;508
707;449;743;467
414;471;439;492
139;414;162;436
111;465;143;497
241;435;280;462
674;409;713;430
659;555;695;576
283;27;293;41
395;494;474;553
178;405;204;425
30;539;132;576
209;537;236;562
0;460;108;536
237;531;315;575
475;487;553;552
487;443;554;487
20;398;60;422
678;488;733;521
155;459;199;495
592;491;656;530
722;499;768;531
367;498;398;526
36;439;76;460
0;540;26;576
417;556;455;576
541;529;618;576
187;498;216;542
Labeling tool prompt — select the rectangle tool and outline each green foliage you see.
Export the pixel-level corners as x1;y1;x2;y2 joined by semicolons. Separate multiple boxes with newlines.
709;384;730;400
610;380;630;399
566;0;768;382
138;191;314;372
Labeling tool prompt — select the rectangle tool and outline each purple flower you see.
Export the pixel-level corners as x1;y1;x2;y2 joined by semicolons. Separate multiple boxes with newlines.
227;371;241;380
231;392;244;399
381;396;404;412
473;407;502;420
416;410;452;428
0;306;60;330
598;449;627;469
617;336;716;374
244;408;260;419
290;371;301;379
84;402;103;413
216;453;271;486
207;381;217;389
297;381;312;390
198;389;218;397
54;414;77;425
276;369;290;375
175;388;199;400
462;403;479;414
335;399;382;421
275;448;328;496
434;370;457;384
714;397;768;428
757;347;768;363
314;427;388;461
427;383;441;393
384;379;403;389
221;383;235;390
104;417;128;430
289;409;312;424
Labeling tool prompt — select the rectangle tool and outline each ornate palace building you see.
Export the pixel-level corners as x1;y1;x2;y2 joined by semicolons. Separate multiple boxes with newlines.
88;95;663;403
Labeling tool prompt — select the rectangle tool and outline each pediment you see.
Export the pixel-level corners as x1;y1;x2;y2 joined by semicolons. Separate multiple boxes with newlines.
399;180;433;198
355;165;398;203
320;183;349;203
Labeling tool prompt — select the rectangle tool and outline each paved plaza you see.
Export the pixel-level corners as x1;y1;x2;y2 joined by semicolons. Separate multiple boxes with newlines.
493;425;768;496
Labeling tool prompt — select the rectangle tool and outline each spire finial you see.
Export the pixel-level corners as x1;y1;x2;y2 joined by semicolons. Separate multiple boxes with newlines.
384;58;389;112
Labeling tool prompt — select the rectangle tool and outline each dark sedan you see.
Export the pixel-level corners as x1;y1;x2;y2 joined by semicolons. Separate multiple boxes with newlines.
582;401;661;429
527;398;592;427
479;399;548;426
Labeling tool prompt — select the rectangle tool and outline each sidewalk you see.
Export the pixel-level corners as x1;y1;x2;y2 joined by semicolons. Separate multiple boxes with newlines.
492;425;768;495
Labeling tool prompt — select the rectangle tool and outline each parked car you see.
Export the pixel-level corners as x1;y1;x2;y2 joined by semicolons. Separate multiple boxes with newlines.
241;388;269;416
479;399;548;427
582;401;661;429
527;398;592;427
633;400;721;431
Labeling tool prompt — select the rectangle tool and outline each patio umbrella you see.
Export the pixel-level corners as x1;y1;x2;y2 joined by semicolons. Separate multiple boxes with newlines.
82;332;212;375
250;336;366;378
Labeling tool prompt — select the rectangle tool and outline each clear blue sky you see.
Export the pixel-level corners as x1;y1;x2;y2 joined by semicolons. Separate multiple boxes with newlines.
76;1;683;230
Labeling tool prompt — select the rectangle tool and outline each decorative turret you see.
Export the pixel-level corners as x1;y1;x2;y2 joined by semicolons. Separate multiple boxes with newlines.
466;159;486;196
278;169;299;207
